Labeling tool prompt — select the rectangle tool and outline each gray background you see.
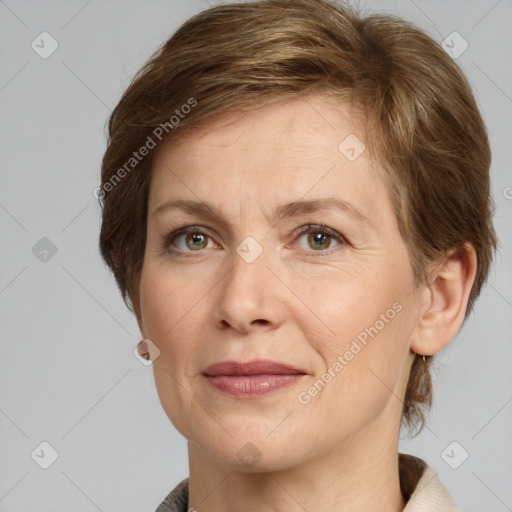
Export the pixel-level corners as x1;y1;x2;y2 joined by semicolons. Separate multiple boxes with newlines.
0;0;511;510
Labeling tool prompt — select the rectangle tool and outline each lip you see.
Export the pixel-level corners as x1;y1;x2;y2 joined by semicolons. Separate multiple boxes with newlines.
204;359;304;376
203;359;306;398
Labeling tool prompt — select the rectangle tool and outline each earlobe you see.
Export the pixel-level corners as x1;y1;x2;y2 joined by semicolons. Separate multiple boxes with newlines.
411;244;477;356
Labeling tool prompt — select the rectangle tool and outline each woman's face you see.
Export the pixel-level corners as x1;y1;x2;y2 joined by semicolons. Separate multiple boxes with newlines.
139;94;421;471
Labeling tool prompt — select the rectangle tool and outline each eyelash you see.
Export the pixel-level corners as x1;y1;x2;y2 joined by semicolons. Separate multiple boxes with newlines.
163;223;348;257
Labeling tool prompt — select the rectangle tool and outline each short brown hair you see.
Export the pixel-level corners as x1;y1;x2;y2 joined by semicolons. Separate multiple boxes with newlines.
99;0;497;435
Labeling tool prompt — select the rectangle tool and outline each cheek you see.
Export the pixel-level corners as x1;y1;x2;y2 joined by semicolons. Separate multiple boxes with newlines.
139;274;172;340
290;265;400;352
139;263;214;374
291;266;413;414
139;267;188;376
336;303;412;408
139;263;196;337
139;267;204;436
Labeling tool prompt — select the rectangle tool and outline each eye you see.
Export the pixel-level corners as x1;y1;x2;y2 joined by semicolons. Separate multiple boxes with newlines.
165;226;217;253
164;223;347;256
293;224;347;253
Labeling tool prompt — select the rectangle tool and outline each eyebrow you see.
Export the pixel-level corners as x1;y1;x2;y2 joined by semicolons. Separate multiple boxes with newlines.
153;197;371;227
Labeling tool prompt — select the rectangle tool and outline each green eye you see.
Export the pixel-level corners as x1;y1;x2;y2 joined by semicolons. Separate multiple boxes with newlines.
295;224;346;253
185;233;208;250
167;228;214;252
165;223;347;257
307;231;332;250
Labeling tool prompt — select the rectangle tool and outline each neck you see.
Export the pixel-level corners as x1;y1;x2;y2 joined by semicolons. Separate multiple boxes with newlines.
187;418;406;512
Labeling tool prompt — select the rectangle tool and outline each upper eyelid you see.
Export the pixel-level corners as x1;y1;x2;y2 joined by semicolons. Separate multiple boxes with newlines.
296;223;346;241
166;225;218;246
292;225;348;251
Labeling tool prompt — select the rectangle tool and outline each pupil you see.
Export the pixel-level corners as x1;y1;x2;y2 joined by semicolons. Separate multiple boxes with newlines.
309;232;330;250
187;233;206;250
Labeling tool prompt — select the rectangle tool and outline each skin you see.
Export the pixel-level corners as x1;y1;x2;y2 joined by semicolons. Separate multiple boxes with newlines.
136;94;477;512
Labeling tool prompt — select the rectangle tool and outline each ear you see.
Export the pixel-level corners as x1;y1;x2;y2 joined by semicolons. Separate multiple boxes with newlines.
410;243;477;356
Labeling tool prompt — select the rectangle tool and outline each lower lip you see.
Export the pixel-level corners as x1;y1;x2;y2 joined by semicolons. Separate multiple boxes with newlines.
205;374;305;397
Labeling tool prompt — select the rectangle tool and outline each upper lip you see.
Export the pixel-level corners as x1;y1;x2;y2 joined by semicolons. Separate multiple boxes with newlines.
203;359;305;376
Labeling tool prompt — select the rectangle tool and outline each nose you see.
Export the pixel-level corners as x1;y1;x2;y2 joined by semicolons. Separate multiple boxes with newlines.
213;242;286;334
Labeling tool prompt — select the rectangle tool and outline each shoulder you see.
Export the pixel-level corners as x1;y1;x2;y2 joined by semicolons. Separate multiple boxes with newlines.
155;477;189;512
400;453;461;511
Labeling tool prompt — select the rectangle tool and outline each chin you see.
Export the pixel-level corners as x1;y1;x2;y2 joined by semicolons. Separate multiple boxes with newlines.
192;428;308;474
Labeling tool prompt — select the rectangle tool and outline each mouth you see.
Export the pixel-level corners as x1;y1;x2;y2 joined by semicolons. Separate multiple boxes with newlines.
203;359;307;398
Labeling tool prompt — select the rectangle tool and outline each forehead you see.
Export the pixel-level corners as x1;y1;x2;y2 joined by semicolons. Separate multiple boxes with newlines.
148;94;390;225
158;94;364;160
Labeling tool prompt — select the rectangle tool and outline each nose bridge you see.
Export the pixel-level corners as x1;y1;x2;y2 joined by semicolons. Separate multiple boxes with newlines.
232;237;268;290
224;237;271;306
214;236;285;331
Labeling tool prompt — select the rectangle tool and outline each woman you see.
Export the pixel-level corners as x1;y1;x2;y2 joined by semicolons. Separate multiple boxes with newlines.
98;0;497;510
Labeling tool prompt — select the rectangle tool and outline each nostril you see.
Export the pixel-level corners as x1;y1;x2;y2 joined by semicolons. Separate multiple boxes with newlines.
253;319;269;325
